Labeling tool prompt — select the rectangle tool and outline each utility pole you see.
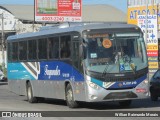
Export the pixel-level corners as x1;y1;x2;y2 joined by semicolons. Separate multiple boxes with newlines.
1;13;5;71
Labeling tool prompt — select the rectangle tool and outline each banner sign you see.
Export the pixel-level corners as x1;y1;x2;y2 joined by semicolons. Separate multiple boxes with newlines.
148;57;158;61
149;62;159;69
128;5;160;26
34;0;82;22
137;15;158;78
147;44;158;51
147;50;158;57
138;15;157;44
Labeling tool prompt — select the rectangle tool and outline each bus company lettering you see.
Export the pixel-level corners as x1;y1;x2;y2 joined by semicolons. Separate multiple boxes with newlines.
123;81;137;86
44;65;60;79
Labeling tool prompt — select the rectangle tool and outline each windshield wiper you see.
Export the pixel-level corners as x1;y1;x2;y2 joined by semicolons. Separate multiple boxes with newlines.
102;62;110;77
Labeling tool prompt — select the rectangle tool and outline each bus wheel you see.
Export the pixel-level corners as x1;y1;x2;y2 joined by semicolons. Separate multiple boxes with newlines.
26;82;37;103
37;97;45;103
119;100;132;107
65;84;78;108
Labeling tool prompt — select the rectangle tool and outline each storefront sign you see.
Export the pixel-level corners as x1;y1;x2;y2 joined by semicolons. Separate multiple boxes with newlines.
149;62;159;69
147;50;158;57
128;5;160;25
147;44;158;50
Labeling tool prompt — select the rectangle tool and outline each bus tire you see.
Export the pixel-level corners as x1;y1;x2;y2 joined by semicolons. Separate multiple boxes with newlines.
26;82;38;103
37;97;45;103
119;100;132;107
65;83;78;108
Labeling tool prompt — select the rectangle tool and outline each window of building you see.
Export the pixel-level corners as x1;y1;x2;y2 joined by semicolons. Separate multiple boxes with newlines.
19;41;27;60
48;37;59;59
130;0;135;6
28;40;37;60
128;0;131;6
38;38;47;59
4;22;7;25
148;0;151;4
142;0;145;5
60;35;71;58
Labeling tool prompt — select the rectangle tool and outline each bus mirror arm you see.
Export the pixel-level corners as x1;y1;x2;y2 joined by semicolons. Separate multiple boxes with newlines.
79;45;83;58
79;45;87;59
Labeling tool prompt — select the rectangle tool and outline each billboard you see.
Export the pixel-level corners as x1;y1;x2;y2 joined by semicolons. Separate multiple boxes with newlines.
34;0;82;22
128;5;160;26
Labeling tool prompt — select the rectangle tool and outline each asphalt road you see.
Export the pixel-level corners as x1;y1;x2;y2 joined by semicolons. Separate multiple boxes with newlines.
0;83;160;119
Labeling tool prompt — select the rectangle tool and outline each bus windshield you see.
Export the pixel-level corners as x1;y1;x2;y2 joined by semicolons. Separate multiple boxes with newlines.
83;32;148;74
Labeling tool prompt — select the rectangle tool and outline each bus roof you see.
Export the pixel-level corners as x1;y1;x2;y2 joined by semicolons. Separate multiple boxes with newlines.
7;22;139;41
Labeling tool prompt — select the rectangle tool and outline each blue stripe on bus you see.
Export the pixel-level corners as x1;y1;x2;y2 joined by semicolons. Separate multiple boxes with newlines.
8;63;36;80
91;75;147;89
8;61;84;81
38;61;84;81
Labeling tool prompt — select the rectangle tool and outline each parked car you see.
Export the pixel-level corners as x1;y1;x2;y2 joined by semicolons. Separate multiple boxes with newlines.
150;69;160;101
0;70;7;82
0;75;7;82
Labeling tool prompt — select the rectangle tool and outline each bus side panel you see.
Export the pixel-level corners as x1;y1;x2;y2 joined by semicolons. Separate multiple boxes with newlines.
35;61;86;100
71;80;87;101
30;80;66;100
7;63;36;95
8;80;26;96
8;61;86;101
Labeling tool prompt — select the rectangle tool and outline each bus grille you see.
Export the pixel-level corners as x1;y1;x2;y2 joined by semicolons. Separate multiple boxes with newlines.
106;87;135;90
103;74;144;82
103;91;138;100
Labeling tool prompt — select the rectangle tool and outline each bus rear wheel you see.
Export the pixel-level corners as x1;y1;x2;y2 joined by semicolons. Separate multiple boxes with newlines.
26;82;38;103
65;83;78;108
119;100;132;107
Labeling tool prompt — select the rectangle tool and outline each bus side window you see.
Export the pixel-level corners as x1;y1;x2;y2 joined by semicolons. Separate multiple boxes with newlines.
12;42;18;61
28;40;37;60
60;35;71;58
19;41;27;61
48;37;59;59
38;38;47;60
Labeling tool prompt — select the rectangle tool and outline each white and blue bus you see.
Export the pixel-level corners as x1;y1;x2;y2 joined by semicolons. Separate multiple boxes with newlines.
7;22;149;108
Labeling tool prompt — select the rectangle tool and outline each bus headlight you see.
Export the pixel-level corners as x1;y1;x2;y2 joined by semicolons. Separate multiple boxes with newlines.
86;75;99;89
144;79;149;84
89;81;99;90
86;75;91;81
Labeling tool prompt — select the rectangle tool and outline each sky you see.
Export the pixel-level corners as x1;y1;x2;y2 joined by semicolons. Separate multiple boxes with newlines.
0;0;127;13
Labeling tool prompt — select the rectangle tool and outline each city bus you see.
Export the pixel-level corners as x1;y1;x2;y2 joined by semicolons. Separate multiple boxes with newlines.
7;22;149;108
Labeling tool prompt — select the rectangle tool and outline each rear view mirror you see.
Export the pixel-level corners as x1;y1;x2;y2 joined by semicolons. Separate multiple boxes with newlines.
153;76;160;80
156;77;160;80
